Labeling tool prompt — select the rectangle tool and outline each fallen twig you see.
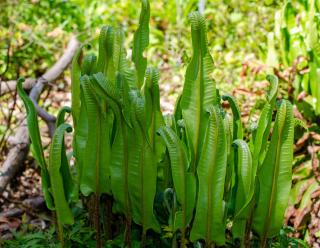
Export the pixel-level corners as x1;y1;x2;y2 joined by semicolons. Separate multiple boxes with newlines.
0;78;36;96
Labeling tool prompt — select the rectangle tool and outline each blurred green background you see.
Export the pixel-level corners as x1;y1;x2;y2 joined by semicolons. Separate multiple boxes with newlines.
0;0;282;93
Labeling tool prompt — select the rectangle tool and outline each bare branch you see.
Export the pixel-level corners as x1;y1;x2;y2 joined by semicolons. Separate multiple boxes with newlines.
0;36;80;193
0;78;36;96
0;36;79;96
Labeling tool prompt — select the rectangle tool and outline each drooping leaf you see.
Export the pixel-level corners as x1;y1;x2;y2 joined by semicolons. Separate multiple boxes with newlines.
17;78;54;210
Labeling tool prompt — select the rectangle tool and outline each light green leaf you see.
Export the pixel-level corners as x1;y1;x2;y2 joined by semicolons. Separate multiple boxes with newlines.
190;105;227;246
253;100;294;241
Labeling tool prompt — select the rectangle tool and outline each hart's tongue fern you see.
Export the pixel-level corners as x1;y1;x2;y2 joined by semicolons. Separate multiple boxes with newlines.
18;1;295;247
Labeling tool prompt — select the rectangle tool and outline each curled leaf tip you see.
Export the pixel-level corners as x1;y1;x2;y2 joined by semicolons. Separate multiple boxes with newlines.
18;77;25;83
188;11;206;30
61;106;71;113
66;126;73;133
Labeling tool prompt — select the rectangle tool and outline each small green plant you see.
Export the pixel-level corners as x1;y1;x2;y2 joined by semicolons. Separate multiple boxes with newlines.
18;1;297;247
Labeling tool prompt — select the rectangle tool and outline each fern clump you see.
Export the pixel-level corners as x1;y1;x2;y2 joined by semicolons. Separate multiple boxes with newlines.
18;1;296;247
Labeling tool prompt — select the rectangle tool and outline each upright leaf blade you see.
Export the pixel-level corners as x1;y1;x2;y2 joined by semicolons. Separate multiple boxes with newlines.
253;100;294;241
79;75;110;196
127;92;160;233
142;68;165;162
157;126;196;244
180;11;216;171
133;0;150;88
232;140;254;240
190;105;227;246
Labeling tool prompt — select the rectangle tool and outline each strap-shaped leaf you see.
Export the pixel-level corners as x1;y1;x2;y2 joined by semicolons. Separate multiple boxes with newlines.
91;73;133;218
157;126;196;244
190;105;227;246
111;27;136;89
127;93;160;233
253;100;294;242
232;140;253;240
17;78;54;210
251;74;278;171
49;123;74;225
180;11;216;172
223;113;235;219
89;73;131;216
109;105;131;218
142;68;165;161
266;74;278;106
79;75;111;196
133;0;150;88
71;45;89;187
222;94;243;140
252;103;273;172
